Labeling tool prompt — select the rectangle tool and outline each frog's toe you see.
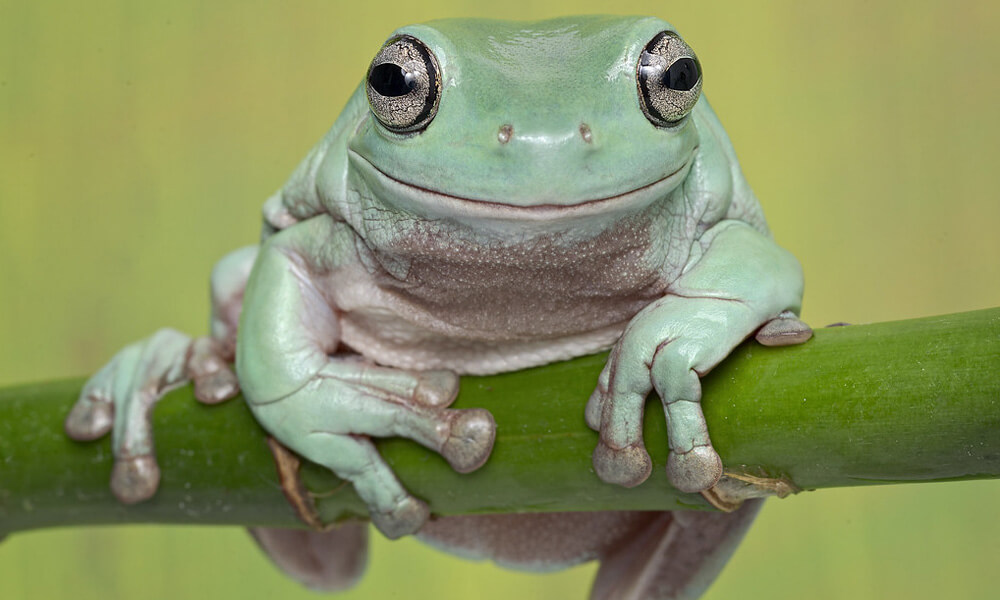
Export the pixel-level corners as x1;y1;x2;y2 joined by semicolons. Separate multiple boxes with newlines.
370;496;430;540
588;345;656;487
66;357;121;440
593;440;653;488
110;454;161;504
584;369;611;432
65;391;113;441
584;392;602;431
192;369;239;404
441;408;496;473
413;370;460;408
667;445;723;493
188;336;240;404
755;311;813;347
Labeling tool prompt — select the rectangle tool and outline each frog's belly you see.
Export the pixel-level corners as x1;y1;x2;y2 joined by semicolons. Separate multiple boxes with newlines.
328;262;659;375
327;208;677;373
339;306;627;375
416;511;658;571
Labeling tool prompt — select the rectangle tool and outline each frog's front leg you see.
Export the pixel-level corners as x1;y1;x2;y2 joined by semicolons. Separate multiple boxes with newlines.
587;221;809;493
64;246;257;502
237;217;496;538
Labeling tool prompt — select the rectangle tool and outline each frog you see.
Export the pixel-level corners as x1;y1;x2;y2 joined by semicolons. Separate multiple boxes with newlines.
65;15;811;600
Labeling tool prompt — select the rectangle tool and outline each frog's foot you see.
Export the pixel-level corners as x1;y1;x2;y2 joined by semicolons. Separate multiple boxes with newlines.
65;329;239;503
755;310;813;347
248;359;495;538
266;433;427;539
592;500;763;600
250;524;368;592
322;360;495;473
587;339;722;493
587;222;806;495
586;343;723;493
585;296;753;494
289;432;430;539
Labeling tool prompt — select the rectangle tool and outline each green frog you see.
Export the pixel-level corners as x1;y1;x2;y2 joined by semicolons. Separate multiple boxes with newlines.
66;16;810;599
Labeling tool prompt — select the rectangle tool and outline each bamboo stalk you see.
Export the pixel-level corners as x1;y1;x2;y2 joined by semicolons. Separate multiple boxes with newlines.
0;308;997;537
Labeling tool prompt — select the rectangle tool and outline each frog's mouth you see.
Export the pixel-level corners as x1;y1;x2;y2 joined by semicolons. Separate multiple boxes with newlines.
348;149;695;222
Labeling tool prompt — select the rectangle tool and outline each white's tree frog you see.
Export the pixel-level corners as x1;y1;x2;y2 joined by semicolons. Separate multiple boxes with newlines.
66;16;810;599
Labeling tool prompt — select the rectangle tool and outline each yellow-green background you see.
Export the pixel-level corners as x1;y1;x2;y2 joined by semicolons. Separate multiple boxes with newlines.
1;1;997;598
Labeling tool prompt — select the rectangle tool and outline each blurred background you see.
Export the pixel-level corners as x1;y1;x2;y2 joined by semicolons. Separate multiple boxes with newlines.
1;0;997;598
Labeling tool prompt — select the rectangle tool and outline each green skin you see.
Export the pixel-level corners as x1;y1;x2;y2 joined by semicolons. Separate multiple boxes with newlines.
66;15;807;598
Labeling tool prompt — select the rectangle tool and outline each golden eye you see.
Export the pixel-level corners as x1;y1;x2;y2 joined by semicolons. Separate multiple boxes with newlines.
366;35;442;133
637;31;702;126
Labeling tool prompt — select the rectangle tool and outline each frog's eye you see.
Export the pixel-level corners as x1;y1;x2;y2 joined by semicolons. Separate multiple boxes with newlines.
366;35;441;133
636;31;702;127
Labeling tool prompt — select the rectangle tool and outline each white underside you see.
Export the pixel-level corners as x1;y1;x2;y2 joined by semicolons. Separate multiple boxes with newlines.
339;317;624;375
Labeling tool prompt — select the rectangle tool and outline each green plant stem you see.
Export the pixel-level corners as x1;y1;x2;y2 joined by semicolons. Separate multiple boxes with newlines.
1;308;997;537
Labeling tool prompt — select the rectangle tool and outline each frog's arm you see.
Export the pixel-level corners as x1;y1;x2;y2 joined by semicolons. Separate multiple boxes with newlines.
588;222;807;493
236;215;495;538
64;246;257;501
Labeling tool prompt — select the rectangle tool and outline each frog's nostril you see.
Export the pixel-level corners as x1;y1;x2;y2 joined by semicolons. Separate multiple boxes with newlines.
497;124;513;145
496;123;593;146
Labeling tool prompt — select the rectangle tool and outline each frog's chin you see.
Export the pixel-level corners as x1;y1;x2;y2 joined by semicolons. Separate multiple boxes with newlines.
348;150;694;224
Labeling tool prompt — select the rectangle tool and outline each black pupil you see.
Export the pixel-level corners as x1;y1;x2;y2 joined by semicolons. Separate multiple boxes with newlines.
369;63;415;97
662;58;699;91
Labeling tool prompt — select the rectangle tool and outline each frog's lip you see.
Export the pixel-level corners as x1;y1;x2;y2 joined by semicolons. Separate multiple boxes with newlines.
348;149;695;221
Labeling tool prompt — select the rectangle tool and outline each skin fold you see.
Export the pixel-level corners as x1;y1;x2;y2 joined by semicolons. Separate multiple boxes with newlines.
66;16;809;600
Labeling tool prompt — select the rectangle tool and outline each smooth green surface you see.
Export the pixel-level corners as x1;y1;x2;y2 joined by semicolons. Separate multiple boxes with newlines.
1;2;999;600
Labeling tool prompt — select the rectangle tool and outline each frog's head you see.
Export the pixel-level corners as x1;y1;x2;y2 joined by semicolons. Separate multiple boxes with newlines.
344;16;706;226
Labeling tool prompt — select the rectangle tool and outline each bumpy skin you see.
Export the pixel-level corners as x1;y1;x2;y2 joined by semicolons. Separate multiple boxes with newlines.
67;16;808;599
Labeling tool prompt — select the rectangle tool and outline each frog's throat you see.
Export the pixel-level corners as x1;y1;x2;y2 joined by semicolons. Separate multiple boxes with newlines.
348;149;696;223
